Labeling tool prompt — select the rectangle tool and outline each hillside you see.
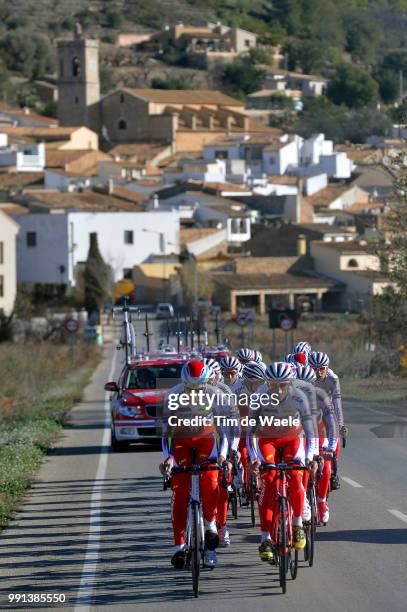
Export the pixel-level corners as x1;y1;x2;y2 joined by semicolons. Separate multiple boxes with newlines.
0;0;406;140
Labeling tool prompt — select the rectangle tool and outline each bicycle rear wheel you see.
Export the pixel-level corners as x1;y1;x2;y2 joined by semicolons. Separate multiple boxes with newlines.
278;498;287;594
250;482;256;527
308;487;316;567
191;503;201;598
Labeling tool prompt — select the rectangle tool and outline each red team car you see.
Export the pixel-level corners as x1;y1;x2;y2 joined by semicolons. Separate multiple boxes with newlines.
105;355;185;451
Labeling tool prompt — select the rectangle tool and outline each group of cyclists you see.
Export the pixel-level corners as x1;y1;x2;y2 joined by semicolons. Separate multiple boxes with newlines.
160;341;347;571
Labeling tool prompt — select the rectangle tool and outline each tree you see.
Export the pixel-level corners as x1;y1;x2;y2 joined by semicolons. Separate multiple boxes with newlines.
178;252;214;307
376;155;407;295
374;69;399;104
220;58;266;97
344;11;383;62
390;101;407;123
105;8;124;30
284;39;325;74
248;47;273;67
327;64;379;108
83;233;111;315
342;108;392;143
151;77;189;90
295;97;347;141
0;30;54;78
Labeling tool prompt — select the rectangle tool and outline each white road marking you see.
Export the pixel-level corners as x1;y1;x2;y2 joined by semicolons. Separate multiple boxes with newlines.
362;404;407;422
387;509;407;525
74;349;117;612
341;476;363;488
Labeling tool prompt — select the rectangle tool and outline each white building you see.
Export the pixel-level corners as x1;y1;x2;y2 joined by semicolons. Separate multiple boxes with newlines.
163;158;227;184
310;240;391;307
15;211;180;286
0;211;19;315
0;136;45;172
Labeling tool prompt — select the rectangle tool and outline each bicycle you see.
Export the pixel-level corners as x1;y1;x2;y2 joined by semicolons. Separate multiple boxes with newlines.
166;453;221;598
227;451;243;520
260;460;306;594
303;457;322;567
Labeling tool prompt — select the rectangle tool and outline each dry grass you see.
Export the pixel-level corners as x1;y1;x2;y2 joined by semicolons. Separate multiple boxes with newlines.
0;342;99;423
220;312;400;379
0;341;101;528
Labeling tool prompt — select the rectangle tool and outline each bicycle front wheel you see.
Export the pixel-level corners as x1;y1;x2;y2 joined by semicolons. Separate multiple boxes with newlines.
250;484;256;527
191;503;201;598
278;498;287;594
308;486;316;567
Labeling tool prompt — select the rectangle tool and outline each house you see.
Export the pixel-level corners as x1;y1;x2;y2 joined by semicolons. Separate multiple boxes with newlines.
310;240;391;309
153;189;251;244
55;31;281;150
32;78;59;105
211;256;341;314
99;87;252;150
0;126;98;150
163;158;227;184
246;222;356;258
0;135;45;172
0;211;19;315
14;208;180;286
145;23;257;67
180;227;228;258
0;105;58;127
301;184;370;224
261;69;328;97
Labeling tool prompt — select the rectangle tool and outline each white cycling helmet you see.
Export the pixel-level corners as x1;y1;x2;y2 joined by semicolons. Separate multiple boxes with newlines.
265;361;295;381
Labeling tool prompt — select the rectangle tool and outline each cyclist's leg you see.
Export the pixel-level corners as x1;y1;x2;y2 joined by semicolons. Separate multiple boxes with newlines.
197;434;220;549
216;462;232;546
282;437;306;550
257;438;277;537
317;442;332;523
171;439;193;546
257;437;277;561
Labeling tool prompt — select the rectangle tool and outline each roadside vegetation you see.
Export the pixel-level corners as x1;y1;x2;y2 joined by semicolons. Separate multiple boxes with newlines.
0;342;101;528
220;311;407;403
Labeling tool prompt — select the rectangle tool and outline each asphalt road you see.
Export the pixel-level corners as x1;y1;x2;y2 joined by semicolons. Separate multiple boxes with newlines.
0;345;406;612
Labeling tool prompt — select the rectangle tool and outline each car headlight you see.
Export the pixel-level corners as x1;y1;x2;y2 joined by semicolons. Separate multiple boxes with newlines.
119;406;141;417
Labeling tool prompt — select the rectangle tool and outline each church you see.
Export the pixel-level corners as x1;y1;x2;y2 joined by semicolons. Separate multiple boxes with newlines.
56;28;271;152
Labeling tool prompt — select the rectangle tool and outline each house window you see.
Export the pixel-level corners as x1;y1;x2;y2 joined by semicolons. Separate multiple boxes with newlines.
0;275;3;298
72;56;81;77
75;96;79;104
123;268;132;279
215;150;228;160
124;230;134;244
118;119;127;130
120;93;125;103
348;258;359;268
26;232;37;247
245;39;252;47
59;59;64;78
0;242;3;264
231;218;239;234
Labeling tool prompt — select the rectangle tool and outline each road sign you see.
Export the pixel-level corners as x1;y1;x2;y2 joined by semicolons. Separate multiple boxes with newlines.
236;314;248;326
64;318;79;333
280;317;294;332
269;308;298;329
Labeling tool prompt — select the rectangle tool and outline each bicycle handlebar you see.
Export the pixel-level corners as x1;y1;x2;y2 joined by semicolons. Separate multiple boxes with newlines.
171;462;221;475
260;462;305;472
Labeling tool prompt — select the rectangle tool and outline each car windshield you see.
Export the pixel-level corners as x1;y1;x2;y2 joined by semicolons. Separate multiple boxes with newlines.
126;364;183;390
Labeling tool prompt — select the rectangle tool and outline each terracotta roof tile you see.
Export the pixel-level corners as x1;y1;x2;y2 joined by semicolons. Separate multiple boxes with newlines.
23;190;144;212
211;272;337;290
121;88;244;107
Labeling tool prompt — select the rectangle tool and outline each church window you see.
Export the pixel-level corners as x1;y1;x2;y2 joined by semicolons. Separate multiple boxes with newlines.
118;119;127;130
72;56;81;77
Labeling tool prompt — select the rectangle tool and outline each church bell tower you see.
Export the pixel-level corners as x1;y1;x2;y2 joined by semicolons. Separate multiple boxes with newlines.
57;23;100;132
